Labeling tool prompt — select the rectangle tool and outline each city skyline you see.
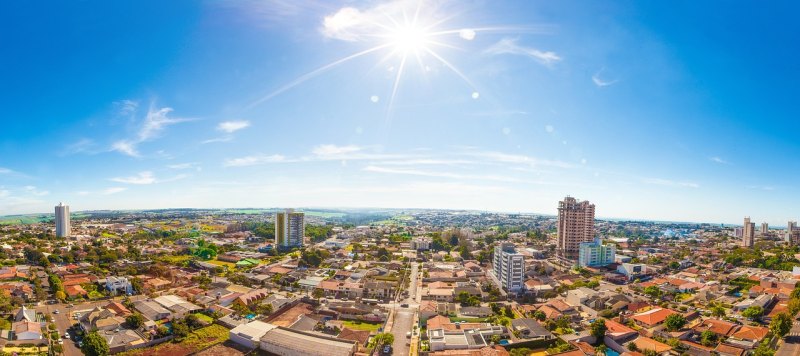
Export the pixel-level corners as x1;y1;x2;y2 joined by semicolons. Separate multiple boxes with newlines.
3;1;800;225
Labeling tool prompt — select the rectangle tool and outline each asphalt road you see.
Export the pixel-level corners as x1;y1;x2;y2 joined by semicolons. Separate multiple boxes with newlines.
34;296;147;356
387;262;421;356
777;320;800;356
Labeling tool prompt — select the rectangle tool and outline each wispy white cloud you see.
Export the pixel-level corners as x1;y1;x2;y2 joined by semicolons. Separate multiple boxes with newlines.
167;163;199;170
111;141;140;157
111;105;192;157
111;171;157;185
0;168;14;175
224;154;288;167
465;150;574;169
102;187;127;195
312;144;363;157
747;185;775;191
217;120;251;133
643;178;699;188
709;156;729;164
23;186;49;196
592;72;618;87
115;99;139;116
484;38;561;66
202;137;234;144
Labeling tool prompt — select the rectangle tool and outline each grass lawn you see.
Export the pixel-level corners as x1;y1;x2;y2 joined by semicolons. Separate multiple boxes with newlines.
208;259;237;269
158;255;193;266
0;317;11;330
192;313;214;324
342;320;383;332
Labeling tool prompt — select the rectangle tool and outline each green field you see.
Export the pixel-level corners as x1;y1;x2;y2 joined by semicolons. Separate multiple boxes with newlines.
342;320;383;332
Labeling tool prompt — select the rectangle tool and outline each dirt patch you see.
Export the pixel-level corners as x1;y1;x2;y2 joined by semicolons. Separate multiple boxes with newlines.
266;303;314;327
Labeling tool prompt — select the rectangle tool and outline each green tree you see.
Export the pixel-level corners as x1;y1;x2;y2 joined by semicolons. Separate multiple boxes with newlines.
627;342;639;352
81;331;110;356
509;348;531;356
172;320;190;338
663;314;686;331
192;238;218;260
699;330;716;346
532;310;546;321
643;286;661;298
589;319;607;345
770;312;792;337
373;332;394;347
742;305;764;320
710;305;726;318
125;313;144;329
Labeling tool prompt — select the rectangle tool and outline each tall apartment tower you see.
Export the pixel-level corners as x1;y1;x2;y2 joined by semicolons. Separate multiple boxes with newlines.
275;209;304;248
557;196;596;260
787;221;798;244
742;217;755;247
760;222;769;235
493;243;524;293
55;202;71;238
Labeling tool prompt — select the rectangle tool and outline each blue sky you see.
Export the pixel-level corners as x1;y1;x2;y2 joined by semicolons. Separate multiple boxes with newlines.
1;0;799;225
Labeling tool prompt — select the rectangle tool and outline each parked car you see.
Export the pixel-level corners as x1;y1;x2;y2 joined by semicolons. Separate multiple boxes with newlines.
400;303;409;308
382;345;392;354
53;310;60;314
406;332;411;338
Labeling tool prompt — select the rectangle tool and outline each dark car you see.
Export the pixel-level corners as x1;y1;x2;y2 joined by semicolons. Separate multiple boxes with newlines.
400;303;409;308
382;345;392;354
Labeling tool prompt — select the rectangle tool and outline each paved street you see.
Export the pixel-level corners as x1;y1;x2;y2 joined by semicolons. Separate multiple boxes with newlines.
34;296;146;356
777;319;800;356
389;262;420;355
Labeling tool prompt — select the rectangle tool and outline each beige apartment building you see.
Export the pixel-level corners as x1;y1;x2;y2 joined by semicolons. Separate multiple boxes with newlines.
557;196;595;260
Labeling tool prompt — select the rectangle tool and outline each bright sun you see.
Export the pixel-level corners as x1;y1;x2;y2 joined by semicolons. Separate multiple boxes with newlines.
389;25;429;53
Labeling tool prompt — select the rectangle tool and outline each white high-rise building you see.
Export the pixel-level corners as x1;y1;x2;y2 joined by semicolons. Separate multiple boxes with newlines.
787;221;798;244
760;222;769;235
578;238;616;267
742;217;754;247
55;202;71;238
557;196;595;260
275;209;304;248
493;243;524;293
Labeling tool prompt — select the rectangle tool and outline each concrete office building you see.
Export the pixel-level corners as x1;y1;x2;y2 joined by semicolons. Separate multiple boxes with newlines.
55;202;70;238
578;238;616;268
742;217;755;247
275;209;304;248
761;222;769;235
557;196;595;260
493;243;524;292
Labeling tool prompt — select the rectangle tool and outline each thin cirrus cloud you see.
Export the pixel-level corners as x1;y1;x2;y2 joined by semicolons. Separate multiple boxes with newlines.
111;105;192;157
709;156;729;164
102;187;127;195
642;177;699;188
591;73;618;87
203;120;251;144
217;120;251;133
110;171;188;185
23;186;49;196
224;154;288;167
484;38;561;66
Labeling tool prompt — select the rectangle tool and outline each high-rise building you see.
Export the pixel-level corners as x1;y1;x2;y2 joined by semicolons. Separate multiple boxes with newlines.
742;217;754;247
760;222;769;235
557;196;595;260
578;238;616;268
493;243;524;293
55;202;70;238
275;209;304;248
787;221;798;244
